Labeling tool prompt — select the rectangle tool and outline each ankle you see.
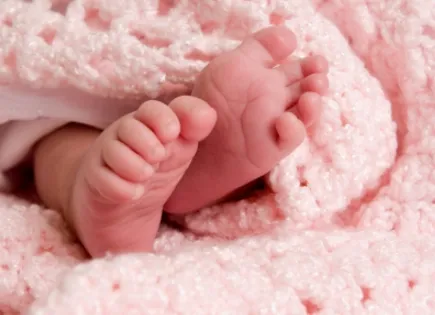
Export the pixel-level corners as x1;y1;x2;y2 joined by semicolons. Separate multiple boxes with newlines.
33;124;99;219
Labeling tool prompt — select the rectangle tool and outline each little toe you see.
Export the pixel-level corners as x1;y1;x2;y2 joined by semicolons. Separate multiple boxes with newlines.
101;139;154;182
238;26;297;67
293;92;322;127
169;96;217;141
134;100;180;143
275;112;306;152
117;117;167;164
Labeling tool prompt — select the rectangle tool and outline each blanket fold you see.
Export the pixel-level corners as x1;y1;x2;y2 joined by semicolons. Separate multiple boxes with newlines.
0;0;434;314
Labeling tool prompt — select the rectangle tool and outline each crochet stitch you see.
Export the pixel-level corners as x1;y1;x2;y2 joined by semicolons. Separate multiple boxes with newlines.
0;0;434;314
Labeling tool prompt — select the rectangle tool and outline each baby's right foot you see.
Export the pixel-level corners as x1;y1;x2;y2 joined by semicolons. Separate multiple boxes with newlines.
68;97;216;257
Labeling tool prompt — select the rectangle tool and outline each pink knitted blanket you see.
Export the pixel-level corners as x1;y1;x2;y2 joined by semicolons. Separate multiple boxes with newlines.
1;0;435;314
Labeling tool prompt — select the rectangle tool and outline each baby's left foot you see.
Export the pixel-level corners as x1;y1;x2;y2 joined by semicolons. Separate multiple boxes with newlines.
165;26;329;213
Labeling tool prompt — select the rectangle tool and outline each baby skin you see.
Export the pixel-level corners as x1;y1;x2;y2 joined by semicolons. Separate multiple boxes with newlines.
33;26;328;257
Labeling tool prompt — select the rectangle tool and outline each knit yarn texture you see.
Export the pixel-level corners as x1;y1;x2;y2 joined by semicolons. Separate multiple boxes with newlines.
0;0;434;314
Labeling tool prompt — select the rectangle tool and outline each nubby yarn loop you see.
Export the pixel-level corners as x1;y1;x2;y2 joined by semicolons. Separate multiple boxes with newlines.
0;0;434;314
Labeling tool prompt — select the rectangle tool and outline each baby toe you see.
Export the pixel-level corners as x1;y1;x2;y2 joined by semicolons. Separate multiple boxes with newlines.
134;100;181;143
301;73;329;95
275;112;306;153
238;26;297;67
84;161;143;202
278;55;329;87
117;117;167;164
293;92;323;127
301;55;329;75
101;139;154;182
169;96;217;142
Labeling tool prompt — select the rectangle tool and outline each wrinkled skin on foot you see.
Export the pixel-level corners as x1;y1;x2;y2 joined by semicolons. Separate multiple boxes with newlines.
69;97;216;257
68;26;328;257
165;26;329;214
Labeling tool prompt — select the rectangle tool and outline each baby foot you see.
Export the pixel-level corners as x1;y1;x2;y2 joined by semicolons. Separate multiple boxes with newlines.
69;97;216;257
165;26;329;213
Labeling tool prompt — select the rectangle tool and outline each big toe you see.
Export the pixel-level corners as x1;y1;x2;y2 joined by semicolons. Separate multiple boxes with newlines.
238;26;297;66
169;96;217;141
